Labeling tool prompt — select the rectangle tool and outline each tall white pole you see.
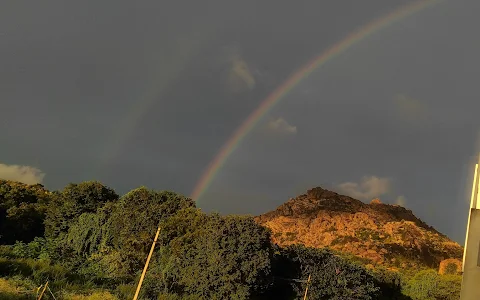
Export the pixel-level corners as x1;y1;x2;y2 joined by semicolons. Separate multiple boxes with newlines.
463;162;478;272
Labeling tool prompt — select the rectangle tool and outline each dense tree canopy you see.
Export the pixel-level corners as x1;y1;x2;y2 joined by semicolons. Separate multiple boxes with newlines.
44;181;119;239
106;187;195;274
269;244;380;300
0;180;463;299
0;180;51;244
55;186;195;279
152;210;274;299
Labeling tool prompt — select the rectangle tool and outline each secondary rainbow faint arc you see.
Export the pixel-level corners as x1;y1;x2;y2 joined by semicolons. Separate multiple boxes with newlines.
191;0;441;201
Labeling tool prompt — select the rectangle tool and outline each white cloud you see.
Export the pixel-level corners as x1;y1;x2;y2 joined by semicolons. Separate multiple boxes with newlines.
227;53;255;92
395;195;407;206
337;176;390;201
266;117;297;135
0;163;45;185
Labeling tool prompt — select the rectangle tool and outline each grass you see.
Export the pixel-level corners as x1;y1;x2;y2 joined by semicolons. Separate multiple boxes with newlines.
0;253;138;300
0;277;35;300
62;291;119;300
0;277;120;300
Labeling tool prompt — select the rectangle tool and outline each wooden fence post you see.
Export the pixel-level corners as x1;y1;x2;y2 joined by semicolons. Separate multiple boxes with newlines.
303;274;311;300
133;227;161;300
37;281;48;300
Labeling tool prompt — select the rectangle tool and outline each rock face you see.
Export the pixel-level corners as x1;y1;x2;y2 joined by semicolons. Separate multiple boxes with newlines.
255;187;463;270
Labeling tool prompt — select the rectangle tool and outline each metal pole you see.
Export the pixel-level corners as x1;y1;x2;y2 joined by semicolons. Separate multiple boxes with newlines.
303;274;311;300
133;227;161;300
37;281;48;300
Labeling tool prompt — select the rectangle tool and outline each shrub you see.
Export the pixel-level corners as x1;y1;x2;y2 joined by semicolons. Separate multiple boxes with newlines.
402;269;461;300
331;235;360;246
285;232;297;241
270;245;380;299
12;237;49;260
444;262;458;275
0;245;15;258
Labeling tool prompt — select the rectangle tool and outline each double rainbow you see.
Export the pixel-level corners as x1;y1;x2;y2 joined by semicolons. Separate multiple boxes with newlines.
191;0;440;201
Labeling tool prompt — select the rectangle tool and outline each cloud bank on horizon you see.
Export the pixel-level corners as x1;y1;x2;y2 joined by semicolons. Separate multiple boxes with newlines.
0;163;45;185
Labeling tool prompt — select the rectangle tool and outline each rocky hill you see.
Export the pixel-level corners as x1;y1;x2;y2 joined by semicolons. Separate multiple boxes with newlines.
255;187;463;270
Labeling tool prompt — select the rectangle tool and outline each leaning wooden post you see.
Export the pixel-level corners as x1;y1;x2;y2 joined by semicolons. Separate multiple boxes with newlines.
37;281;48;300
303;274;311;300
133;227;161;300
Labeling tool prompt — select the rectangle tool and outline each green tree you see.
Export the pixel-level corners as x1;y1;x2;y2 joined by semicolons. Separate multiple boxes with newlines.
0;180;51;244
153;210;274;300
52;201;120;275
48;186;195;282
44;181;118;239
270;245;380;300
370;267;410;300
105;187;195;276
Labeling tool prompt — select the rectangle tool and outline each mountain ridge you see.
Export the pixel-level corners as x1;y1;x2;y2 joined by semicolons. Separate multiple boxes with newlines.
255;186;463;271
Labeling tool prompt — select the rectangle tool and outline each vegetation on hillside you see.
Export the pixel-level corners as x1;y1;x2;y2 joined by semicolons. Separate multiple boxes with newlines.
256;187;463;271
0;179;462;299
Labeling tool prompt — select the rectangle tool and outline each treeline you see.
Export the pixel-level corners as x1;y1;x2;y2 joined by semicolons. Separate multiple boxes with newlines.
0;180;461;299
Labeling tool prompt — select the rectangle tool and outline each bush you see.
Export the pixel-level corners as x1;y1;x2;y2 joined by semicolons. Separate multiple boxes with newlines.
369;267;410;299
435;274;462;300
12;237;49;260
0;245;15;258
444;262;458;275
269;245;380;300
331;235;360;246
403;269;461;300
0;257;71;286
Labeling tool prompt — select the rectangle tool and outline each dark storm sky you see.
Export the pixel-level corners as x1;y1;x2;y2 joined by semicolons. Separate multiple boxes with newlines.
2;0;479;243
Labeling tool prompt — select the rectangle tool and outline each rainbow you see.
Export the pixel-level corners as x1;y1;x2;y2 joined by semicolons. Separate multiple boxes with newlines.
96;27;215;178
190;0;441;201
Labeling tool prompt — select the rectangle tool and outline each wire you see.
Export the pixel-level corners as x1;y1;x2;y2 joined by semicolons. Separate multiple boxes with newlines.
47;286;58;300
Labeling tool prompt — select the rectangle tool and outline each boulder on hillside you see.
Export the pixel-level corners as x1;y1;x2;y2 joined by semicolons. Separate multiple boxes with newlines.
438;258;462;275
